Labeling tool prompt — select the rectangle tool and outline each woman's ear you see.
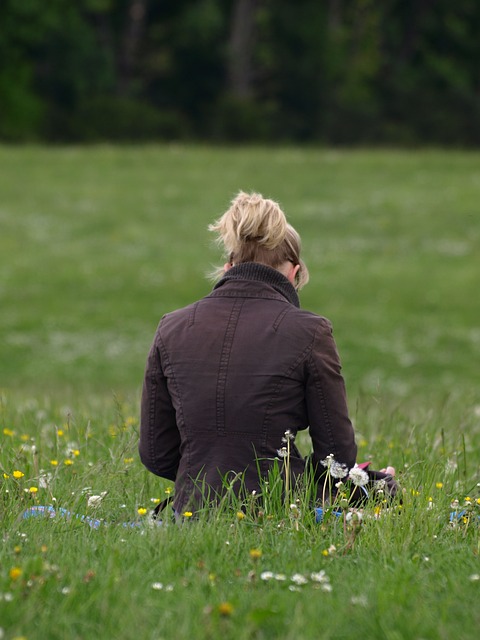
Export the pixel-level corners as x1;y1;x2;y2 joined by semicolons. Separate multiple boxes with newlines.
224;262;233;272
287;263;300;286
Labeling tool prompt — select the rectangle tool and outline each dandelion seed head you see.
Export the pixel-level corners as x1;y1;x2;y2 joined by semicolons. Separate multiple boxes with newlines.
348;465;369;486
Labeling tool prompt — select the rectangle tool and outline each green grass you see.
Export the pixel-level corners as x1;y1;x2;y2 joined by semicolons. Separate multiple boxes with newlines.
0;145;479;639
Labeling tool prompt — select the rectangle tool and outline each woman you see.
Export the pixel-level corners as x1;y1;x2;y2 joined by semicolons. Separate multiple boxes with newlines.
139;191;395;514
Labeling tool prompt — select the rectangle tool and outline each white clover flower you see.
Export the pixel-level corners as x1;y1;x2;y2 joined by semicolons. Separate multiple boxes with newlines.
291;573;308;585
348;464;369;486
274;573;286;581
321;583;332;592
469;574;480;581
152;582;164;590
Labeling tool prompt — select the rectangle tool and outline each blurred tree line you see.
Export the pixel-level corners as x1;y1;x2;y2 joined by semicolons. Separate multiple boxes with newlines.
1;0;480;145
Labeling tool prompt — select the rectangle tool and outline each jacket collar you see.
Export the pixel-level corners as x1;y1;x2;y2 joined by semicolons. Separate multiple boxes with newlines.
213;262;300;308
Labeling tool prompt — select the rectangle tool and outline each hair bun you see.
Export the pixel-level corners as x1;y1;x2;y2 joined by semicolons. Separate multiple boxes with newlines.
210;191;287;254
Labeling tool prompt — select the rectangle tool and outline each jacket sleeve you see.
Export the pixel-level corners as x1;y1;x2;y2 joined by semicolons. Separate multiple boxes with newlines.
139;331;181;481
305;318;357;472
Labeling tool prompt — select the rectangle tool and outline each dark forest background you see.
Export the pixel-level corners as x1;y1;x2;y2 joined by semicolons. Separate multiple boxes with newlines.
1;0;480;145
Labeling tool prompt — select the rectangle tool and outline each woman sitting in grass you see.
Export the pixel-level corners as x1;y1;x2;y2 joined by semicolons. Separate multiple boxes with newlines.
139;191;396;516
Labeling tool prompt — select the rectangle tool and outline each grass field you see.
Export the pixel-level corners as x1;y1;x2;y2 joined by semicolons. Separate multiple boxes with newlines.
0;145;479;639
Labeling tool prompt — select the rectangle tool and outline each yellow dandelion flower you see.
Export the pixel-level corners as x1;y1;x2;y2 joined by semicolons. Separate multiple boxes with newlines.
123;457;134;464
236;511;245;520
13;470;25;479
150;498;161;504
321;549;329;556
3;428;14;436
20;434;29;442
29;486;38;494
249;548;262;560
3;472;10;479
164;487;172;495
50;460;58;466
476;498;480;505
410;489;420;497
125;416;137;427
218;602;234;616
9;567;22;580
435;482;443;489
72;449;80;457
183;511;193;518
64;459;74;466
41;545;48;553
464;496;472;503
137;507;148;516
57;429;64;437
14;545;21;554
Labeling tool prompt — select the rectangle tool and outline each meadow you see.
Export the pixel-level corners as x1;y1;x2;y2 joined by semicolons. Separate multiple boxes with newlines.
0;145;479;639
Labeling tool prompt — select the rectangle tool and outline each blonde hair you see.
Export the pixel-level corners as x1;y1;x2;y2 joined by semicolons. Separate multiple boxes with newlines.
209;191;309;289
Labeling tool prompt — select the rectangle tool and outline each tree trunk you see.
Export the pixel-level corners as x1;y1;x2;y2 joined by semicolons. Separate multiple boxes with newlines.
118;0;148;97
227;0;258;100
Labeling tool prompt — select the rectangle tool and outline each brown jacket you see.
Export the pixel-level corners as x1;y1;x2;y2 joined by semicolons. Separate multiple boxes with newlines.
139;263;357;513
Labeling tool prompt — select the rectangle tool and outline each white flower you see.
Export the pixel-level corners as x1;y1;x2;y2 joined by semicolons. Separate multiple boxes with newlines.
87;491;107;508
321;583;332;592
348;464;369;486
38;473;53;489
351;594;368;606
260;571;274;581
274;573;286;581
469;574;480;581
277;447;288;458
291;573;308;585
310;571;329;583
152;582;164;590
346;510;363;523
